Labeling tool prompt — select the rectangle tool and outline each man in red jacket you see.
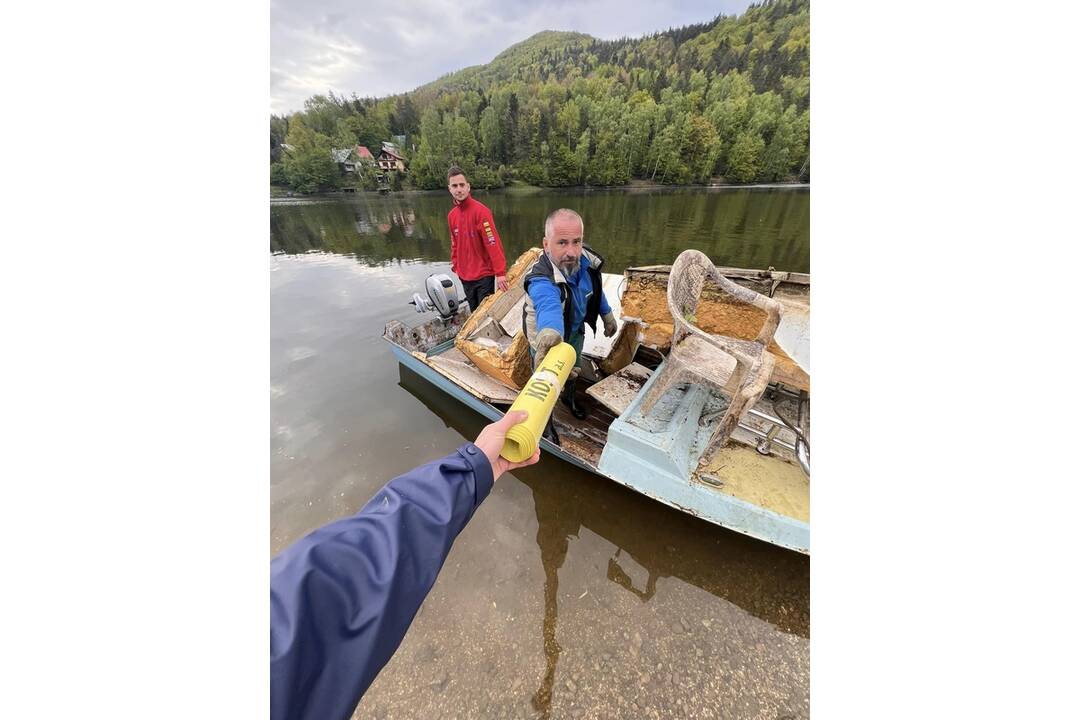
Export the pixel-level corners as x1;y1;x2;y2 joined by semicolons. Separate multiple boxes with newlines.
446;166;508;311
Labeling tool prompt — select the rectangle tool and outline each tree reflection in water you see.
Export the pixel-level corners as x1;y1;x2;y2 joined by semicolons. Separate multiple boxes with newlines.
397;365;809;717
271;186;809;275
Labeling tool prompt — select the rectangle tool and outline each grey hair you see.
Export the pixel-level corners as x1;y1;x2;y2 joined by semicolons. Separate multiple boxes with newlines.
543;208;584;239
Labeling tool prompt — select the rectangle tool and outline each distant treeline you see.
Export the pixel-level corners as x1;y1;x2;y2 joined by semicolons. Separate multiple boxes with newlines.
270;0;809;193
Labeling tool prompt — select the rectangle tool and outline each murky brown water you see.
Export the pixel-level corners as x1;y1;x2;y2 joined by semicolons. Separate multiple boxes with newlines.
271;187;810;719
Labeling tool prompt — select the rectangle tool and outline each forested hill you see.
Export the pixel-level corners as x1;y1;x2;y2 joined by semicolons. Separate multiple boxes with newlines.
270;0;809;193
411;31;597;101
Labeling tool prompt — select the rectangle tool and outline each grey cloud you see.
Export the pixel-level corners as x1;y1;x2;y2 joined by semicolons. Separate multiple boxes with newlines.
271;0;754;115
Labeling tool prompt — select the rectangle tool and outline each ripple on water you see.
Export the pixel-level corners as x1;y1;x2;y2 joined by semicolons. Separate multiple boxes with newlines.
287;346;317;363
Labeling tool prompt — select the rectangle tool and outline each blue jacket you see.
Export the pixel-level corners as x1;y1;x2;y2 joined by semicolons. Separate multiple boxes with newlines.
524;249;612;340
270;444;495;720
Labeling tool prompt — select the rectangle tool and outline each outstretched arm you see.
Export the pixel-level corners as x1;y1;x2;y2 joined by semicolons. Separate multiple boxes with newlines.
270;412;538;720
528;277;566;338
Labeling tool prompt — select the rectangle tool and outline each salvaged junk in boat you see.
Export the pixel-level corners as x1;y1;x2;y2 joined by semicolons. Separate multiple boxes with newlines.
384;248;810;553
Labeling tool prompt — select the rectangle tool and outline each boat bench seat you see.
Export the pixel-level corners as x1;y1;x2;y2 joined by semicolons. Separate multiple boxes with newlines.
586;362;653;416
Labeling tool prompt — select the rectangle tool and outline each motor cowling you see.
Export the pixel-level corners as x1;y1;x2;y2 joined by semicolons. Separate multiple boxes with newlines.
410;273;460;319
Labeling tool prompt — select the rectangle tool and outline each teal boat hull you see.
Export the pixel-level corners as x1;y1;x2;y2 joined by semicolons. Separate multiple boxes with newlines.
386;338;809;554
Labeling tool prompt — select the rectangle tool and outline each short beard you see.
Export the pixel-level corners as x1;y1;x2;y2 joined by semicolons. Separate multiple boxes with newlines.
545;249;579;277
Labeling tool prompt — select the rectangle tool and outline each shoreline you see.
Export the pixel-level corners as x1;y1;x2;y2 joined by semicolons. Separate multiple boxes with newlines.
270;180;809;200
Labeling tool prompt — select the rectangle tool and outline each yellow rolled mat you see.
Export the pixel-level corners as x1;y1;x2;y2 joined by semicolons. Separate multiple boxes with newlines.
500;342;577;462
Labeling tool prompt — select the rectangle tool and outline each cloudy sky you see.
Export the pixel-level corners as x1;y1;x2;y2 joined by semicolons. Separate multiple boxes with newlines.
271;0;755;115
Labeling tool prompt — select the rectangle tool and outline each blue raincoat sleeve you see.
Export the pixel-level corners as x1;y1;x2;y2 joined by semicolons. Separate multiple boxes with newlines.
270;443;495;720
528;276;566;337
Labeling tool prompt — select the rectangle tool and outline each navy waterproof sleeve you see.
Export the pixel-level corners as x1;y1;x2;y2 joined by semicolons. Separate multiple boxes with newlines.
270;444;495;720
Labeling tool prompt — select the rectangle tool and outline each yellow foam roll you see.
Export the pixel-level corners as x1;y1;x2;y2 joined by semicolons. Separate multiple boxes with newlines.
500;342;577;462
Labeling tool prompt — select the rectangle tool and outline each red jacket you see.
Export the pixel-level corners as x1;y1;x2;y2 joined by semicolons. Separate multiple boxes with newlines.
448;196;506;282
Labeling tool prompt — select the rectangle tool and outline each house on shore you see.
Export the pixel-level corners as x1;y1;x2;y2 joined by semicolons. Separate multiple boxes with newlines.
356;145;375;164
331;147;359;173
377;142;407;173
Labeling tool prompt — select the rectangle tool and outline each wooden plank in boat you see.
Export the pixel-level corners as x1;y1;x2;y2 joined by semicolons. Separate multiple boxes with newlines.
586;362;653;416
496;294;527;337
421;348;519;404
487;283;526;319
550;403;604;467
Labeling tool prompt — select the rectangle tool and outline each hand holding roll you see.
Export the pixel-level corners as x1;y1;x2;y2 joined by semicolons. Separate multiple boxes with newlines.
501;342;577;462
475;410;541;481
532;327;563;369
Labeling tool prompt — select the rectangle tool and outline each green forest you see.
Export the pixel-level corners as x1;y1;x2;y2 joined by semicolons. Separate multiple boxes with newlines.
270;0;808;193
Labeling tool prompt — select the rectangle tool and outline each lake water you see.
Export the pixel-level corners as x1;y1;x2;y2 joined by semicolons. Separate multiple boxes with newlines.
270;186;810;719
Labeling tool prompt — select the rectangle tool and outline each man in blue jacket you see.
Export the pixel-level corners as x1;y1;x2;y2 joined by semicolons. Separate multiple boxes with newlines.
270;410;540;720
523;208;618;423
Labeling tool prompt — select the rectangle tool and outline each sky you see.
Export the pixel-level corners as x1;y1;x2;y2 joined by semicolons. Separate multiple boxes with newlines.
271;0;756;116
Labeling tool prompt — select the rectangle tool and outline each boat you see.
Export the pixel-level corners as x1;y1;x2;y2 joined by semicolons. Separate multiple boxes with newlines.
383;250;810;553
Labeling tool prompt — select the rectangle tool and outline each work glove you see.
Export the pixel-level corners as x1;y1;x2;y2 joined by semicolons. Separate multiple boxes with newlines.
602;311;618;338
533;327;563;369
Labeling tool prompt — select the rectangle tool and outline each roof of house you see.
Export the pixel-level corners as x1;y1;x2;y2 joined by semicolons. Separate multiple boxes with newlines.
379;147;405;161
356;145;374;159
331;148;353;163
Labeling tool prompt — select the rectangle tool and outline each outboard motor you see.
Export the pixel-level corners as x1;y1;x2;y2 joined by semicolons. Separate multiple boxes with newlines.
410;273;460;320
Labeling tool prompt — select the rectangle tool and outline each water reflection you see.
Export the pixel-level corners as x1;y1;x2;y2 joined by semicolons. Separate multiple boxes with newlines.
608;548;658;602
270;195;446;263
397;365;809;716
531;477;567;717
271;187;809;274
